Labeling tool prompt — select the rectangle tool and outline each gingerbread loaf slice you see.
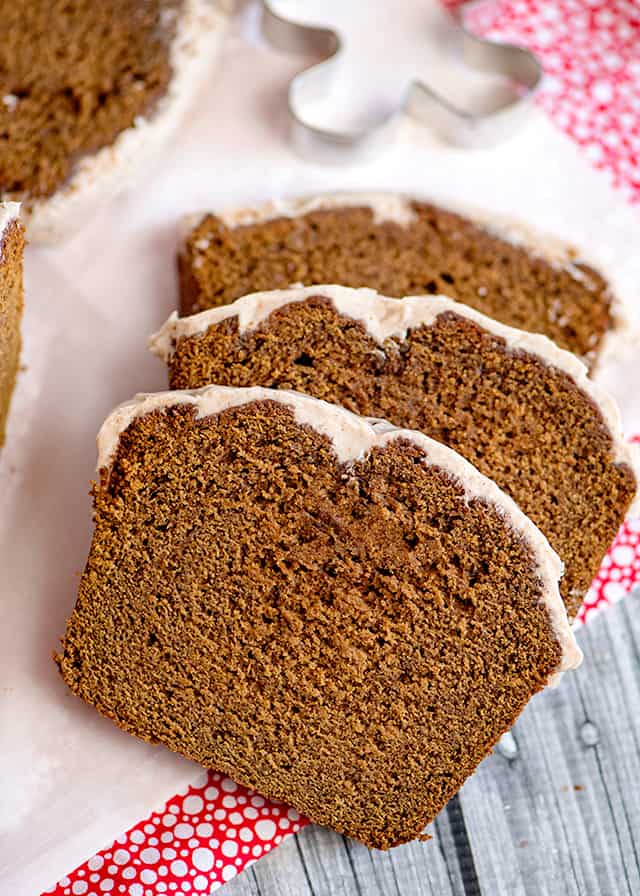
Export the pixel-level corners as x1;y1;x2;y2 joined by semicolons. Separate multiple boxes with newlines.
152;286;639;619
0;202;24;447
0;0;229;243
57;385;580;849
179;193;620;368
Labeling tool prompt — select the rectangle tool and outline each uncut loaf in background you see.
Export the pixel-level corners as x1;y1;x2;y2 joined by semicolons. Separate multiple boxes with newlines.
0;202;24;447
0;0;229;243
57;386;581;850
152;286;639;620
178;193;622;369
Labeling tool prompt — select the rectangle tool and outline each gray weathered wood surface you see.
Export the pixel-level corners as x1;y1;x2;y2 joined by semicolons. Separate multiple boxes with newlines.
225;593;640;896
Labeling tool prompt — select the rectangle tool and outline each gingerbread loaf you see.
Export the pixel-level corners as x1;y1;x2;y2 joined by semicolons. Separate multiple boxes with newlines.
0;202;24;447
152;286;639;619
178;193;621;368
0;0;229;243
57;385;580;849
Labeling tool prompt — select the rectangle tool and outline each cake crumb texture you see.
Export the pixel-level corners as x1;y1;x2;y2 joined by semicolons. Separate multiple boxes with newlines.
0;0;181;204
58;399;563;849
167;298;638;619
0;217;25;446
180;202;614;366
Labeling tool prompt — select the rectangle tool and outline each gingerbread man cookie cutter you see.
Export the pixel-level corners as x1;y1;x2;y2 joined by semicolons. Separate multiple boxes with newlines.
261;1;542;162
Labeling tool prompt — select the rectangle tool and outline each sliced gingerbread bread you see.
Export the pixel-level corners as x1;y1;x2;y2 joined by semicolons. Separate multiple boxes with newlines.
152;286;639;619
0;0;229;242
0;202;24;446
178;193;620;368
57;386;580;849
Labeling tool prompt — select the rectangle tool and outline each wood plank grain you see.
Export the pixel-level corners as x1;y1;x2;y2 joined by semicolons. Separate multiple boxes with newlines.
225;593;640;896
461;594;640;896
240;834;314;896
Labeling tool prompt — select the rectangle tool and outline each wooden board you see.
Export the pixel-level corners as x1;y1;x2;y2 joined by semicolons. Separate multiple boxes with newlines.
224;593;640;896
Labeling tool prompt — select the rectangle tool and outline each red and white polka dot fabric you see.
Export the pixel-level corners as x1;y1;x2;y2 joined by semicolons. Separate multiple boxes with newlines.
44;773;306;895
46;2;640;893
457;0;640;203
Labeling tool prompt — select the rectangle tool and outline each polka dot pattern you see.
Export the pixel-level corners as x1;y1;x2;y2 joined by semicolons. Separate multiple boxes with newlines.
47;774;305;896
447;0;640;202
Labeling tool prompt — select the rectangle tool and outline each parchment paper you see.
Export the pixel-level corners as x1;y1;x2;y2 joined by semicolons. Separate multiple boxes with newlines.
2;9;639;894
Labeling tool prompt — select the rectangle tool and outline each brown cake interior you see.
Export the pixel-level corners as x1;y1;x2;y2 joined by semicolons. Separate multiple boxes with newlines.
57;400;562;849
167;299;637;619
180;202;614;366
0;0;181;203
0;219;25;446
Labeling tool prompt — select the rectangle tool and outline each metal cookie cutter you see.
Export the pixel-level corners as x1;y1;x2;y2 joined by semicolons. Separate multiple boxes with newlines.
261;1;542;163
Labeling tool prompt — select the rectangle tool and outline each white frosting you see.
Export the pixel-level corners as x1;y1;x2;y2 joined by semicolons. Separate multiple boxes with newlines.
178;193;418;240
0;201;20;261
96;383;581;683
218;192;417;229
19;0;230;245
180;190;607;288
181;190;631;357
588;296;635;374
627;442;640;517
0;201;19;235
150;284;637;475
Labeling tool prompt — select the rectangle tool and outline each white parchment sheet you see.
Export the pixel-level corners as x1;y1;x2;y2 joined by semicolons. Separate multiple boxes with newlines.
2;10;639;895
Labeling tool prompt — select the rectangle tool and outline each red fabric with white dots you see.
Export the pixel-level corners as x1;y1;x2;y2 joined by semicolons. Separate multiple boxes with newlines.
458;0;640;203
46;2;640;892
44;773;306;895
